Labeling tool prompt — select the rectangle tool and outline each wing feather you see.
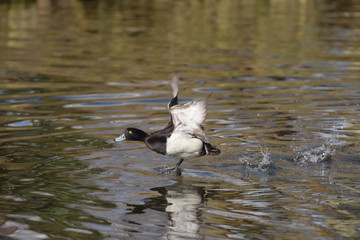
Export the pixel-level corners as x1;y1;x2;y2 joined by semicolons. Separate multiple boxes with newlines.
170;98;208;127
170;73;179;98
167;74;213;143
169;96;210;143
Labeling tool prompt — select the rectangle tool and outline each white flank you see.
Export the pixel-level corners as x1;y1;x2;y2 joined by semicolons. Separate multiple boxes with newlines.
166;131;203;159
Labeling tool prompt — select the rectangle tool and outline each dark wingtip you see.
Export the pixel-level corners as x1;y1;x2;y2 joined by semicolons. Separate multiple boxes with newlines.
206;91;214;100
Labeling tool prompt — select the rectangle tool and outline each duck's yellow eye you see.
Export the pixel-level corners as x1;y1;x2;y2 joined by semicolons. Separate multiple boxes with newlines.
128;130;133;134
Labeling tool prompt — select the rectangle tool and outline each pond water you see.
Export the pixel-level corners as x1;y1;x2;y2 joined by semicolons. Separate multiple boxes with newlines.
0;0;359;239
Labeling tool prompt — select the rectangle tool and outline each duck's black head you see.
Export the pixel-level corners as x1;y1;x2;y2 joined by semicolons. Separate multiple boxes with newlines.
114;128;148;142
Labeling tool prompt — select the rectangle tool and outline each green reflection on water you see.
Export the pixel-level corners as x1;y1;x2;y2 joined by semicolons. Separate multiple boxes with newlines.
0;72;114;238
0;135;114;238
2;0;358;81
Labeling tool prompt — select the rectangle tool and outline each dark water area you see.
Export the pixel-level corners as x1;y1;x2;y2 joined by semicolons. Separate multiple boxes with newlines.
0;0;359;239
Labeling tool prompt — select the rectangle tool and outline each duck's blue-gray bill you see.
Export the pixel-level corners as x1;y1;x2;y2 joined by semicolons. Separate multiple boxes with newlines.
114;134;126;142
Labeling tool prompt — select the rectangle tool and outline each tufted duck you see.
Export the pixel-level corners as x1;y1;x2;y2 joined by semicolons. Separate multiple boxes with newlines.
114;74;221;168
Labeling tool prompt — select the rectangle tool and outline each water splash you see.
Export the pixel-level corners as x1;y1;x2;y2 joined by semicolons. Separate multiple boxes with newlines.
293;144;335;163
241;147;274;172
257;148;274;171
292;135;340;164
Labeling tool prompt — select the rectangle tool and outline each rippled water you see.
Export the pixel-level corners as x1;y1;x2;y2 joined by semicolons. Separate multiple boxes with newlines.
0;1;359;239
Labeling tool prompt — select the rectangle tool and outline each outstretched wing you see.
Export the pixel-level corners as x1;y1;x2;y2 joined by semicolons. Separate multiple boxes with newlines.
168;74;179;109
170;98;208;127
169;95;211;142
170;73;179;98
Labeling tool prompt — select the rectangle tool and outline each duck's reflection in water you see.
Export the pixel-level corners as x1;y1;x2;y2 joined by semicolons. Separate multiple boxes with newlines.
163;184;204;239
128;182;205;239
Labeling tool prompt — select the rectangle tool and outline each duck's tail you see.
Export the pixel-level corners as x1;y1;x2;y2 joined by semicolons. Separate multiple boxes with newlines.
204;143;221;155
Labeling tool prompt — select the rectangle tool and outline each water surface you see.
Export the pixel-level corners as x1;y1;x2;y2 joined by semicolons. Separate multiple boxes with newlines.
0;1;359;239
